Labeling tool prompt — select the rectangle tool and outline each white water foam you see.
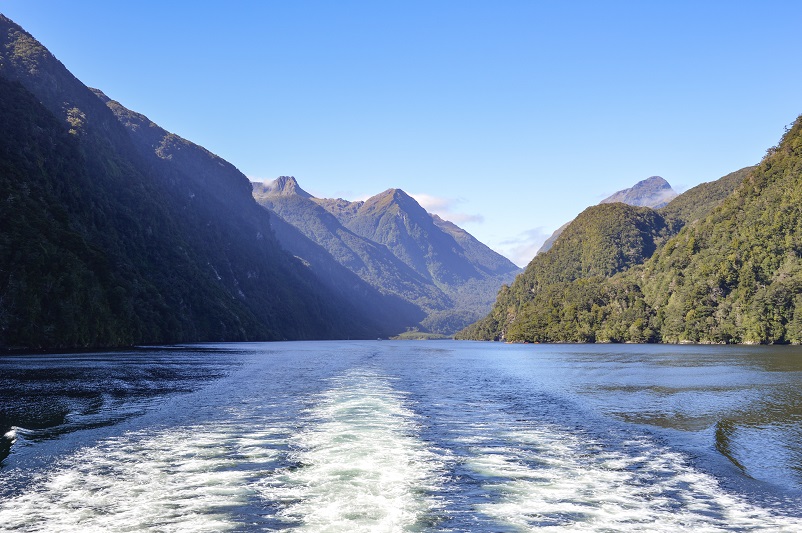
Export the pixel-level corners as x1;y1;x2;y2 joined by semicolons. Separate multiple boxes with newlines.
0;420;289;532
4;427;17;442
463;424;802;532
258;368;443;532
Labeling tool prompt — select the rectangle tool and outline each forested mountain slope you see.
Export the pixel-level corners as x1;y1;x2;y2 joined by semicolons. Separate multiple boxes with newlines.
0;14;394;348
458;156;759;342
639;123;802;344
254;178;521;334
537;176;679;255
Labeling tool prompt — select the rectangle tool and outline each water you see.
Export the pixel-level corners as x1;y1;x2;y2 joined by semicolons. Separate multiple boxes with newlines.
1;341;801;531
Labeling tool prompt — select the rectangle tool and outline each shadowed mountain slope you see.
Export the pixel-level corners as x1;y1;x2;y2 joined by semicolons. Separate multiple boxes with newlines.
254;178;520;334
0;14;395;348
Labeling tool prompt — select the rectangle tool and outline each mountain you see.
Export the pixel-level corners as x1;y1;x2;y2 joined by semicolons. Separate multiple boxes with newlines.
537;176;679;255
458;163;753;342
658;167;752;226
0;14;398;349
457;203;671;342
600;176;678;208
253;178;521;334
637;135;802;344
537;222;570;256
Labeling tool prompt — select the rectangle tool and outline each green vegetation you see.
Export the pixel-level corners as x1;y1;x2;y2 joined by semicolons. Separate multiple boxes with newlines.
254;179;521;335
0;16;403;349
458;143;774;343
391;331;452;340
458;202;670;341
639;122;802;344
658;167;754;228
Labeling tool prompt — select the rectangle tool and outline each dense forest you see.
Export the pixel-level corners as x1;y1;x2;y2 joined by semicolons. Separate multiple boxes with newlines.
0;15;405;349
457;148;802;343
458;119;802;344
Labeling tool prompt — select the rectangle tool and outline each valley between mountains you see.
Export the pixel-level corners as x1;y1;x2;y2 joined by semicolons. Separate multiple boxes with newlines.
2;12;802;348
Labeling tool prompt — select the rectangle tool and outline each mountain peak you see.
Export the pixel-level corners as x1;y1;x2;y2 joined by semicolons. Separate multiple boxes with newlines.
600;175;677;208
538;176;678;257
369;188;422;211
253;176;312;198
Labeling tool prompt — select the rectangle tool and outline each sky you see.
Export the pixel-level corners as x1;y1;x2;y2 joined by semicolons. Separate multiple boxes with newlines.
3;1;802;266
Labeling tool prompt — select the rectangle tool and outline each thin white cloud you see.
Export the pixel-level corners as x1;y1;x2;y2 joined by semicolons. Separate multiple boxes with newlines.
411;193;454;212
410;193;484;226
498;227;551;267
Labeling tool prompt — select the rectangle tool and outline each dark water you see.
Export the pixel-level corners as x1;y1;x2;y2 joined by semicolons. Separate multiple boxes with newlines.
1;341;801;531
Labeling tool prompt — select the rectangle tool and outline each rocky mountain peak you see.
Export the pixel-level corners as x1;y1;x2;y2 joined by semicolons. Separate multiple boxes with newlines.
600;175;677;208
366;188;426;215
253;176;312;198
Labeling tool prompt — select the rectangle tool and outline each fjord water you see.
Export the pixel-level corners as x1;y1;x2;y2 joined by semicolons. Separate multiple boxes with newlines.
1;342;802;531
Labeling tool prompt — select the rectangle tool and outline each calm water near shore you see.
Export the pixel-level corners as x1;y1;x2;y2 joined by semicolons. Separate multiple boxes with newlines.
1;341;801;531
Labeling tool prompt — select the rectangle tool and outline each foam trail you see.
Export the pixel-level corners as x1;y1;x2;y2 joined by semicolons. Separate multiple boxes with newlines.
464;424;802;532
259;368;443;532
0;420;289;532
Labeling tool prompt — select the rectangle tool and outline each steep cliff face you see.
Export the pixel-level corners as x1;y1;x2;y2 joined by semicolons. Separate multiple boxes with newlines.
0;15;392;348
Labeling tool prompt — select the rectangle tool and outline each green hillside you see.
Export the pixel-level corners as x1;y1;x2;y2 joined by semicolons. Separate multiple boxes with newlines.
0;15;394;349
640;120;802;344
458;148;766;343
457;202;670;342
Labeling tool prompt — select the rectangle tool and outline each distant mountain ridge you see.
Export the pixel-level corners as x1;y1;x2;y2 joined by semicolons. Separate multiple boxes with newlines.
600;176;678;208
253;177;521;334
537;175;678;255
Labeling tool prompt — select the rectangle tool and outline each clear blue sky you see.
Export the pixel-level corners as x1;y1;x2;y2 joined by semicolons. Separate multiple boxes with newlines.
4;1;801;266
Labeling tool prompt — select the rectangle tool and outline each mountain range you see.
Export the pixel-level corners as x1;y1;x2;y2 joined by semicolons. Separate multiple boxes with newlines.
0;14;426;348
253;177;520;335
0;14;516;348
457;157;797;343
4;12;802;348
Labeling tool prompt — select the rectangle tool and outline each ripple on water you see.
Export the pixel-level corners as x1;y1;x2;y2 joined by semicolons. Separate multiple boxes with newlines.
3;344;802;532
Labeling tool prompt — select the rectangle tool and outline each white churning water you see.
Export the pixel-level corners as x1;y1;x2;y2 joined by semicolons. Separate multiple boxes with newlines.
258;368;444;532
0;419;290;532
2;354;802;532
461;423;802;532
0;367;442;532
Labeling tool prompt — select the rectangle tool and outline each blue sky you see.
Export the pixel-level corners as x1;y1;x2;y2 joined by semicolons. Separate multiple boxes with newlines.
4;1;801;266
